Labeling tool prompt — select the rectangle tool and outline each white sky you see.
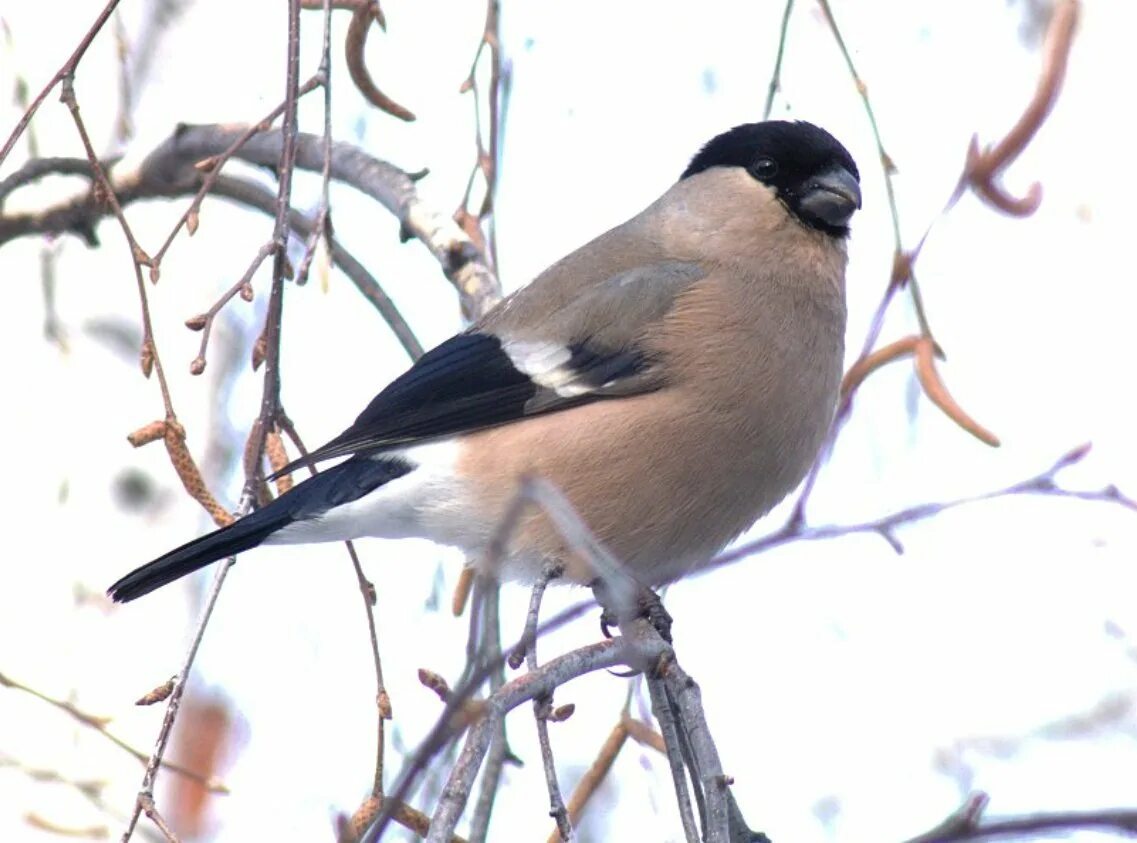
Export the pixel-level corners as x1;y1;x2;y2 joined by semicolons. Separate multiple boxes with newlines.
1;1;1135;841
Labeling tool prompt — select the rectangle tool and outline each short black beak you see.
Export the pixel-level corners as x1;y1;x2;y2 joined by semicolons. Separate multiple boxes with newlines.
799;165;862;228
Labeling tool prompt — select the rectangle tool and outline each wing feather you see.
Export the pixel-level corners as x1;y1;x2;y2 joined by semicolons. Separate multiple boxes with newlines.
272;261;705;476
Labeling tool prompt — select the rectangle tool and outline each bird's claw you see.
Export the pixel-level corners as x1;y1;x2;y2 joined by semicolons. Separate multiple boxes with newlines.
594;584;673;643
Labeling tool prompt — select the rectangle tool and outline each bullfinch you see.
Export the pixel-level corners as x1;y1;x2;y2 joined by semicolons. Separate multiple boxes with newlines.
108;120;861;603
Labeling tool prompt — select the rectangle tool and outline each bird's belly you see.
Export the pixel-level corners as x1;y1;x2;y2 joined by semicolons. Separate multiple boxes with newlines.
456;380;837;584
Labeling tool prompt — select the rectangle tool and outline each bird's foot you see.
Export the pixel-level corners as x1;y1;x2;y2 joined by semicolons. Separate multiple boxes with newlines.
594;581;673;643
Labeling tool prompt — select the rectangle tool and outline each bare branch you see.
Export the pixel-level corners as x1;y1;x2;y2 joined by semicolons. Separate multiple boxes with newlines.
904;792;1137;842
646;677;700;843
697;443;1135;582
0;0;122;167
424;640;627;842
521;564;572;841
761;0;795;119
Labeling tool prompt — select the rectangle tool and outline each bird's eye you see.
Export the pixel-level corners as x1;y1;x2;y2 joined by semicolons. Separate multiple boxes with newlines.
750;157;778;180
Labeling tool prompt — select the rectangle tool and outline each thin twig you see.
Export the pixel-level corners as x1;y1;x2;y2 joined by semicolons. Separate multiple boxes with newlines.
816;0;933;339
659;656;732;842
0;0;122;167
293;0;335;288
0;671;227;794
903;791;1137;842
119;493;252;843
423;641;627;843
0;157;422;358
647;677;700;843
149;75;322;276
206;174;423;360
365;595;598;843
523;563;572;841
456;0;504;269
466;580;509;843
790;1;1082;523
692;442;1135;583
186;240;276;375
137;793;178;843
122;3;306;840
761;0;795;119
58;75;173;417
347;540;391;794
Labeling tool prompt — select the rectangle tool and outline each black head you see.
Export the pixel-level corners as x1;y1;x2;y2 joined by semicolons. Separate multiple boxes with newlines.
681;121;862;237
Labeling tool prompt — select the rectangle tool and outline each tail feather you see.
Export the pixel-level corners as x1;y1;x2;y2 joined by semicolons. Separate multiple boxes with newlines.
108;505;291;602
108;455;415;603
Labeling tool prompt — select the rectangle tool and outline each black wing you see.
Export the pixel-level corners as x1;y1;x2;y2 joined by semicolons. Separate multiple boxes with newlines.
272;331;653;476
272;259;708;477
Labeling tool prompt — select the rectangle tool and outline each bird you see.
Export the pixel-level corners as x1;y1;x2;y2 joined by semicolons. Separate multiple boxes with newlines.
108;120;861;606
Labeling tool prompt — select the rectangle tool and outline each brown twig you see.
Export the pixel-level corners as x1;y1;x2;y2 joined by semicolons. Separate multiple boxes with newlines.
55;70;241;576
0;157;100;204
294;0;336;289
206;174;423;360
149;75;322;279
961;0;1079;216
345;0;415;121
156;125;502;316
913;337;1000;447
120;3;307;840
373;478;734;843
186;241;275;376
0;0;122;168
838;334;999;447
297;0;414;120
451;566;476;616
455;0;504;269
339;795;468;843
839;335;928;400
789;1;1083;524
117;492;252;843
347;536;393;787
0;131;449;359
58;75;173;419
137;794;178;843
621;713;666;754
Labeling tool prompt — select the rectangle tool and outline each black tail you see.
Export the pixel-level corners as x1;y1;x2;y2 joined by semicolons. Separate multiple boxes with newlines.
108;455;414;603
108;503;292;602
